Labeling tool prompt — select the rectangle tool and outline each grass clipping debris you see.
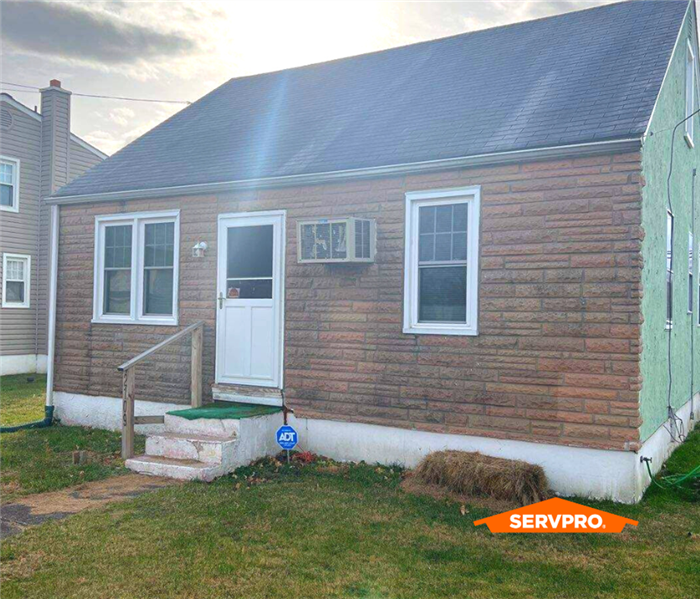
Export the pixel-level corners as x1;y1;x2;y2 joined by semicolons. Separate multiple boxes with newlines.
414;450;548;506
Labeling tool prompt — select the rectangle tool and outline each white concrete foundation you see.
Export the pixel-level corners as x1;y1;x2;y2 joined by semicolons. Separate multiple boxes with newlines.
0;354;47;376
53;391;183;435
51;390;699;501
291;393;700;504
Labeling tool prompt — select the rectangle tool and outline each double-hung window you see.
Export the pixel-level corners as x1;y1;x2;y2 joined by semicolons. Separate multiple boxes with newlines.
0;157;19;213
403;186;480;336
686;40;696;146
2;253;30;308
93;211;179;325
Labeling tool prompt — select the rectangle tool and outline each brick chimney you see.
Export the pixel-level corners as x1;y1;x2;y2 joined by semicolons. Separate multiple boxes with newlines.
40;79;72;196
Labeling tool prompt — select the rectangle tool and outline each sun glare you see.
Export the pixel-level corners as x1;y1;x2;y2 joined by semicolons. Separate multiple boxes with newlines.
215;1;390;77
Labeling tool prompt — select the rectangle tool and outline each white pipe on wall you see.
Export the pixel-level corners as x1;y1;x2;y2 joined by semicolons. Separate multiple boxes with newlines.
45;204;59;407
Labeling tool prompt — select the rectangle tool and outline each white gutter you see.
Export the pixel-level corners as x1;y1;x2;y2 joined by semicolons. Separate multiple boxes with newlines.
45;204;60;408
47;137;642;206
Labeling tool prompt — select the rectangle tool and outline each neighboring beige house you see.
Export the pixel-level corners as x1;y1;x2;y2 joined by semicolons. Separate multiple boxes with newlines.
0;80;106;376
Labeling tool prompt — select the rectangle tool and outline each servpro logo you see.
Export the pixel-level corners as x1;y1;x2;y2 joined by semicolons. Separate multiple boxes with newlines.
473;497;638;533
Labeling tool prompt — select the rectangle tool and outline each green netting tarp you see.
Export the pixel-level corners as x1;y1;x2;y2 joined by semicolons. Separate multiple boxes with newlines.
167;401;282;421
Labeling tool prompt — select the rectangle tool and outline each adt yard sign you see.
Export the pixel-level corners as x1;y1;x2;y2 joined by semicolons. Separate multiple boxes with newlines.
276;425;298;450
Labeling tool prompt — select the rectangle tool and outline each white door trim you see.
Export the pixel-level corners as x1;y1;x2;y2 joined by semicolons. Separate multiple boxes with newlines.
215;210;286;389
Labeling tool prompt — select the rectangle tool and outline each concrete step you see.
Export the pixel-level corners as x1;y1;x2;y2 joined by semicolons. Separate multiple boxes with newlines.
145;431;238;465
164;413;240;437
125;455;223;482
212;384;283;407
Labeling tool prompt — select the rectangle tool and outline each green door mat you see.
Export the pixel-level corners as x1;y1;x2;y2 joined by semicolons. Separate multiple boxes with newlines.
167;401;282;421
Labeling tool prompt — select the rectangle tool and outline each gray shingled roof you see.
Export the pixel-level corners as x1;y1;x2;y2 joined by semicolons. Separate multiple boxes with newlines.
54;0;688;198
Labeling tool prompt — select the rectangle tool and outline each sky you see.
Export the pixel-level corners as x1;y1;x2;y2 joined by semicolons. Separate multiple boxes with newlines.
1;0;625;156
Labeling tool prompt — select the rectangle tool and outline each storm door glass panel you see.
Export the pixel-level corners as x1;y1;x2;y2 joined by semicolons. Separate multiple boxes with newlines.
227;225;273;299
418;203;468;322
103;224;132;314
143;222;175;315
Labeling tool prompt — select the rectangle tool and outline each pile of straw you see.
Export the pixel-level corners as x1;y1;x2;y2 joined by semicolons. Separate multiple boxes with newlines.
414;450;548;505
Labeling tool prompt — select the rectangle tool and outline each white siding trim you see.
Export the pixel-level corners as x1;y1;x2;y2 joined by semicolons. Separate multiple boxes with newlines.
685;39;697;147
0;94;41;122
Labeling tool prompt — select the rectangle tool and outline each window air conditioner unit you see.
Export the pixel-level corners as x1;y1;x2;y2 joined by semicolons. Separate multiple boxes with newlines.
297;217;376;263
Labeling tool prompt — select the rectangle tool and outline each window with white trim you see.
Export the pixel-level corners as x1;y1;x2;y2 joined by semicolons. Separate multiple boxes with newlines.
403;186;480;336
93;211;179;325
2;253;30;308
0;157;19;212
686;41;696;146
689;232;694;314
666;211;674;329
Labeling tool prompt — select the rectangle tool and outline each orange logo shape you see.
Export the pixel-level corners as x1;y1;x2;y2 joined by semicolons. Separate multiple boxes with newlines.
473;497;638;533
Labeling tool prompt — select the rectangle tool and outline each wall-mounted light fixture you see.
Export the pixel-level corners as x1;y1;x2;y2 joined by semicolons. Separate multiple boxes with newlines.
192;241;208;258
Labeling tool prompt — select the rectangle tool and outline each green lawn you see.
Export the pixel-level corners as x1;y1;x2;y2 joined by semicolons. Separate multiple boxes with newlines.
0;374;47;427
0;375;144;503
1;375;699;598
0;377;700;599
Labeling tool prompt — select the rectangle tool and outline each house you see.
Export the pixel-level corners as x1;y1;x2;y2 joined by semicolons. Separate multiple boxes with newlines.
0;82;106;376
44;1;698;502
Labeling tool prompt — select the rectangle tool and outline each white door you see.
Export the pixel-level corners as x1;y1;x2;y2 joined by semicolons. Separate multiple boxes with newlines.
216;211;285;388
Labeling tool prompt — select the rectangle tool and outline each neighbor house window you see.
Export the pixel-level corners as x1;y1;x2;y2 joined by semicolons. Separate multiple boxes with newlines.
403;186;480;336
686;41;696;146
666;211;674;329
0;157;19;213
2;253;30;308
93;211;179;325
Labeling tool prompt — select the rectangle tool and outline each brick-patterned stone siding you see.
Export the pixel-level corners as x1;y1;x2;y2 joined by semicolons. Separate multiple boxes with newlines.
54;152;644;451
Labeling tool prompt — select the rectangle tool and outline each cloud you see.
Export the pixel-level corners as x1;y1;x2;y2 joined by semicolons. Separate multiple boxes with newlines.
1;1;197;65
108;107;136;126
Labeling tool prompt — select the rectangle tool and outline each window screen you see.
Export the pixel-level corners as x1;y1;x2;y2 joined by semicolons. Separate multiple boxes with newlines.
417;203;468;323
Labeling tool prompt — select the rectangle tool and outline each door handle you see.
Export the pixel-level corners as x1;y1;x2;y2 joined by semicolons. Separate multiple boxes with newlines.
218;292;224;309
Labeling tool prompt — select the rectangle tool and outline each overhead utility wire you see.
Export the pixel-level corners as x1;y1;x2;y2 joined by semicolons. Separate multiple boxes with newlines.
0;81;191;105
